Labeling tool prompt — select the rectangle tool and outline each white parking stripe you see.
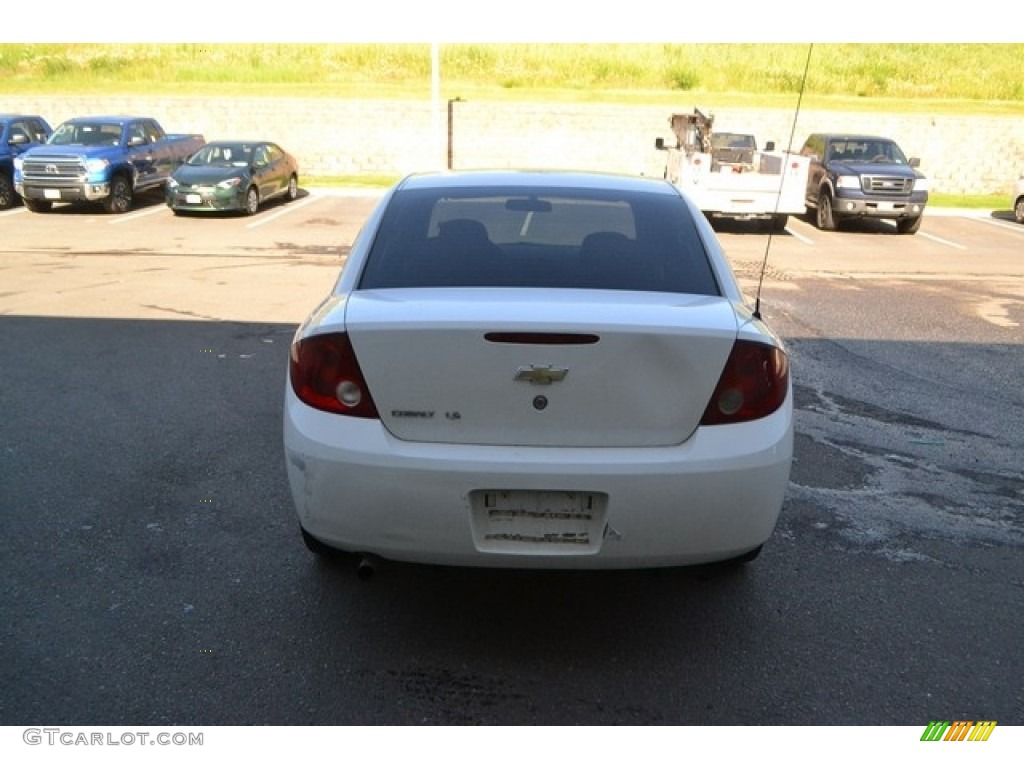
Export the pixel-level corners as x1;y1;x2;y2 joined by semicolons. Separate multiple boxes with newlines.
783;226;814;245
109;205;168;225
1;207;29;217
971;216;1024;234
918;230;967;250
245;194;320;228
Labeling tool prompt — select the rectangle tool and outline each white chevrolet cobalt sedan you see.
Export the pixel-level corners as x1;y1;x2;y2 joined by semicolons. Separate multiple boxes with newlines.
284;170;792;570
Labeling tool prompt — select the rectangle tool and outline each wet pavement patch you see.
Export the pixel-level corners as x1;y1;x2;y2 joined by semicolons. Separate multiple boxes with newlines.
791;432;877;490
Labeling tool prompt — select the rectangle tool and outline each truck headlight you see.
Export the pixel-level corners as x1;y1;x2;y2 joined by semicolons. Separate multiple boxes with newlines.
835;175;861;190
13;156;23;171
85;158;110;173
913;177;930;192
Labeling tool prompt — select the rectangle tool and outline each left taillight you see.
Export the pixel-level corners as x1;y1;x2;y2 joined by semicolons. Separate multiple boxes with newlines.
289;332;379;418
700;340;789;426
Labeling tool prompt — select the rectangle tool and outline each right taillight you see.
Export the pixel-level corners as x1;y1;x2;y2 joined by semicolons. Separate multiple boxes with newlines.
289;332;379;418
700;340;789;426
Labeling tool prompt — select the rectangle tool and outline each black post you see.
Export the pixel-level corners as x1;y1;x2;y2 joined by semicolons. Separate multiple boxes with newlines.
447;97;463;170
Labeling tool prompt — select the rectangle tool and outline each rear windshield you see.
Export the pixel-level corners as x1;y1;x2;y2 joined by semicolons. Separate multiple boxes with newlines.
357;185;720;295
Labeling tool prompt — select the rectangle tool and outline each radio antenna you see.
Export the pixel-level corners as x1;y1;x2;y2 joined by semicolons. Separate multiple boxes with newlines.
753;43;813;321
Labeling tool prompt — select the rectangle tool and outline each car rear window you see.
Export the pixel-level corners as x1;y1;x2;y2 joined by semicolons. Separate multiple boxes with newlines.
357;185;720;295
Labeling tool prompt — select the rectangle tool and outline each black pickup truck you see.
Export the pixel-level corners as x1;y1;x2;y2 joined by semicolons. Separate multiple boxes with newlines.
799;133;929;234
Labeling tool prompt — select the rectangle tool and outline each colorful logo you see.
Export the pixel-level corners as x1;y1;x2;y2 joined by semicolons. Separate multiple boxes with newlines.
920;721;997;742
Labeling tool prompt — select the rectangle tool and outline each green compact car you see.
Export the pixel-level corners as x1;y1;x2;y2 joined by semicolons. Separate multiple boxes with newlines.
166;140;299;215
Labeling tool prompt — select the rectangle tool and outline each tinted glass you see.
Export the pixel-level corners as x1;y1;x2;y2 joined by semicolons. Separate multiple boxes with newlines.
190;143;253;165
826;139;909;164
358;185;720;295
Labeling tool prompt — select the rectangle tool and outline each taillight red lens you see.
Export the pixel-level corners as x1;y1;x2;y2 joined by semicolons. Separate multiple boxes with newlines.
700;340;789;425
289;332;379;418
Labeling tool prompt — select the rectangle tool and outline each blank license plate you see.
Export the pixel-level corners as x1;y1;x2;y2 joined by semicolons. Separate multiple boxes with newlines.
44;189;61;200
186;194;202;204
470;490;607;555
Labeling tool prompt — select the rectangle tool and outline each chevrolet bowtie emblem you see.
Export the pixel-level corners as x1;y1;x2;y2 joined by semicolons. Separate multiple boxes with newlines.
515;365;568;385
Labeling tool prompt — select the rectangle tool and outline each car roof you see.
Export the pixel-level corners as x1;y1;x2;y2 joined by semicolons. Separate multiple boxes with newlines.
816;134;898;143
62;116;143;124
395;169;678;196
0;114;47;121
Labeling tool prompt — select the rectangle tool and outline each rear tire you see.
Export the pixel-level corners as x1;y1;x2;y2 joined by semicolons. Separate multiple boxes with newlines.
816;191;838;231
286;174;298;202
0;172;14;209
1014;196;1024;224
718;544;763;567
300;526;359;566
300;526;335;556
896;216;922;234
103;174;133;214
23;197;52;213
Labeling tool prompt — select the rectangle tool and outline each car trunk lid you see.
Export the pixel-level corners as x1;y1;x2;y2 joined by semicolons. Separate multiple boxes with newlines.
345;288;738;448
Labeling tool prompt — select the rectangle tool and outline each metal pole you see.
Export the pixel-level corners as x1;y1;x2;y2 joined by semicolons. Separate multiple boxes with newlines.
431;43;441;170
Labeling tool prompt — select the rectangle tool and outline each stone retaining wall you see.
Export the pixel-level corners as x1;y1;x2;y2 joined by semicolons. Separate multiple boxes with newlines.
6;95;1023;195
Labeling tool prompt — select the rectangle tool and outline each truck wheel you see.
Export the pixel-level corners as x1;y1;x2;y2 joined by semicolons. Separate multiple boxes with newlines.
816;191;838;231
103;175;133;214
0;173;14;209
1014;196;1024;224
23;197;52;213
896;216;922;234
286;174;298;202
243;186;259;216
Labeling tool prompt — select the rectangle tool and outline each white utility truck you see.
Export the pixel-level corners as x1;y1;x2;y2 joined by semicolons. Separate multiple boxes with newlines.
655;107;808;231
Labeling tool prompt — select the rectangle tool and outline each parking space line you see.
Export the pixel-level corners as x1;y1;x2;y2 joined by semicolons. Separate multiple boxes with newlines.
972;216;1024;235
918;230;967;250
245;194;320;229
1;207;28;218
784;226;815;245
109;205;167;225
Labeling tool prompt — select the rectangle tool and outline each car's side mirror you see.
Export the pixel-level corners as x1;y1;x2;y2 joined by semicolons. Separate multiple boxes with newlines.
654;137;667;151
128;135;146;147
764;141;775;151
9;132;29;146
909;157;921;168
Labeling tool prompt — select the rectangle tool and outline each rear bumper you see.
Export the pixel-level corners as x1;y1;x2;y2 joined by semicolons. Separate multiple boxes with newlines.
283;388;794;569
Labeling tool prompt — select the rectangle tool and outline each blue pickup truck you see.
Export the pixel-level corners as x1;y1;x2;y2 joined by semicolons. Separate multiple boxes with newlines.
1;114;52;209
14;116;204;214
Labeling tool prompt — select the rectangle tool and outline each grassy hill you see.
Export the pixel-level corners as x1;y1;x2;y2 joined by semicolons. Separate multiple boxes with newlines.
3;43;1023;115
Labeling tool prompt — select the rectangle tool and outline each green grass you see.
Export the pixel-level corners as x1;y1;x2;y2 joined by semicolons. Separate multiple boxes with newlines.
307;175;397;189
927;193;1008;210
3;43;1024;113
